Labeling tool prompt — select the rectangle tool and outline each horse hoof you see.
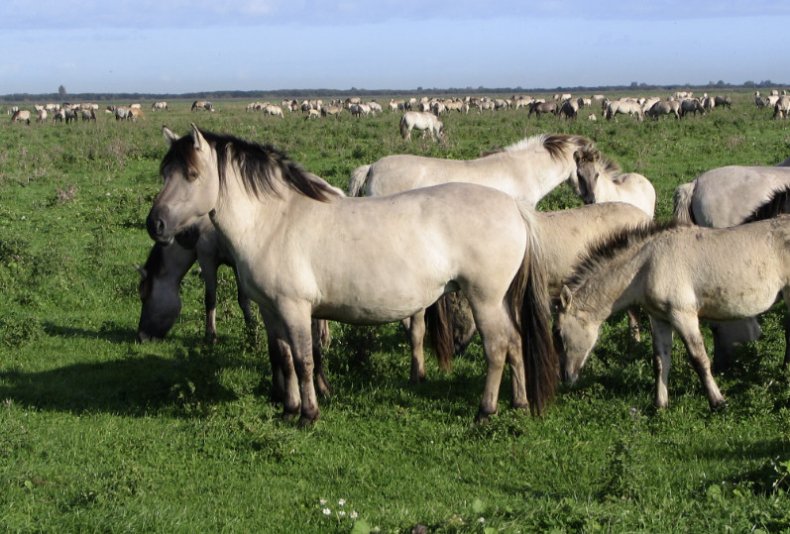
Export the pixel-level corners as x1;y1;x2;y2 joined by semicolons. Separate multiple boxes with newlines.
710;399;728;412
511;401;530;412
475;409;496;424
299;412;319;428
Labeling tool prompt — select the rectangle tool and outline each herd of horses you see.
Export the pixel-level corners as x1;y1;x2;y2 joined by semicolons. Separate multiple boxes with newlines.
138;124;790;425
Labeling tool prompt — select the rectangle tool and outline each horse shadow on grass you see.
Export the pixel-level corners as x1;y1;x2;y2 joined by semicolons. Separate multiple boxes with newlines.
0;351;238;417
42;320;135;345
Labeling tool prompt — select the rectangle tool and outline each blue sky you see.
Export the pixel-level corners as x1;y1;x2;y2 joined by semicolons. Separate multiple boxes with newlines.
2;1;789;95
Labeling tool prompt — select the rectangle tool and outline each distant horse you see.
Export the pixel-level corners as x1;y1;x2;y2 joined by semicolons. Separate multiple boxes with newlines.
399;111;444;141
348;133;592;204
673;164;790;372
646;100;680;120
191;100;214;112
558;100;579;119
11;110;30;124
151;101;168;111
555;218;790;410
680;99;705;117
147;124;558;423
714;95;732;108
527;101;557;118
605;99;643;121
574;147;656;218
136;215;333;399
114;107;132;121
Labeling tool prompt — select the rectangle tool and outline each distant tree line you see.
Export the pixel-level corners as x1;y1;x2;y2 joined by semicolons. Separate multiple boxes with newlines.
1;80;785;103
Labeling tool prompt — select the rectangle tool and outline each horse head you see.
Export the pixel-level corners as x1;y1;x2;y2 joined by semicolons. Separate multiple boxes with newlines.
147;124;220;245
554;285;599;384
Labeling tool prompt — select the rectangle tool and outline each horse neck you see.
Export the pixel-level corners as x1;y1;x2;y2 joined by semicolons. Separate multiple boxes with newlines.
511;149;575;204
572;245;648;325
211;165;286;252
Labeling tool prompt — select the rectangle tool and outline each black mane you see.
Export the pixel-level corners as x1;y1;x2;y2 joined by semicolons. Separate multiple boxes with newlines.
161;129;337;202
565;220;680;292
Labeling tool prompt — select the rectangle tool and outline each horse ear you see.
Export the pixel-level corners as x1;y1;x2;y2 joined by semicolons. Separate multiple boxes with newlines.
162;126;179;146
190;123;206;152
560;285;573;310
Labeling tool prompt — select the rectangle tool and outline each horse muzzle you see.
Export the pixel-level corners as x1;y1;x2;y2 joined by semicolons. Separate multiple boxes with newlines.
146;206;175;244
562;368;579;385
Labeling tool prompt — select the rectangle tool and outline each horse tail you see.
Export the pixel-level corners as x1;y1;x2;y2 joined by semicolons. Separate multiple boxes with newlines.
425;297;454;372
672;181;697;225
511;202;558;416
347;164;372;196
399;115;409;139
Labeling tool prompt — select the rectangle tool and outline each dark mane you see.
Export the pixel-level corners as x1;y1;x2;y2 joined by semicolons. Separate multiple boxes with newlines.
742;185;790;224
142;241;166;276
543;134;593;161
565;220;680;292
161;129;338;202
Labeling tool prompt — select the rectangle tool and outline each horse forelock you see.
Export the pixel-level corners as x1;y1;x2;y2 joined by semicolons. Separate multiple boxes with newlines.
565;220;678;294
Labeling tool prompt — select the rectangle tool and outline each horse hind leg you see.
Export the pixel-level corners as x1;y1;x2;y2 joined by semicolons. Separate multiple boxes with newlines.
405;309;427;383
672;313;726;410
649;317;673;408
472;304;518;421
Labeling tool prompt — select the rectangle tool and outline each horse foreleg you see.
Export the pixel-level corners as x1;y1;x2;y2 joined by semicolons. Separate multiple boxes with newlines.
627;307;641;344
199;259;219;343
673;313;726;410
311;319;332;398
260;310;300;416
280;307;320;424
649;317;673;409
505;336;528;411
233;266;256;328
406;309;427;383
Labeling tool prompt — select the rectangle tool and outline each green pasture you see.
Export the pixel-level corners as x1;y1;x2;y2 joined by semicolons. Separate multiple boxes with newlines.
1;94;789;532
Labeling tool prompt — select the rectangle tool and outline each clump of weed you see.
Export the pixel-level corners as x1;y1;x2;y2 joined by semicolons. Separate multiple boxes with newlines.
0;313;43;347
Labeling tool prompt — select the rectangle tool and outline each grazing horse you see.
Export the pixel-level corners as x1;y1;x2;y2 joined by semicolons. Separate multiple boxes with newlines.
646;100;680;120
399;111;443;141
605;99;643;121
673;165;790;372
348;133;591;204
574;147;656;218
11;110;31;124
680;99;705;117
527;101;557;118
136;215;333;399
191;100;214;112
146;125;558;423
151;101;168;111
555;218;790;410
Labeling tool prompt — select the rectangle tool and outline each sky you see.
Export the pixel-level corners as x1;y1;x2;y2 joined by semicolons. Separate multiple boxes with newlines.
1;0;790;95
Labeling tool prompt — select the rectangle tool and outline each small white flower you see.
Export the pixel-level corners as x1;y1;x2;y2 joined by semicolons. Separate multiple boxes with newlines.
338;511;346;518
350;511;359;520
338;498;346;506
319;499;327;505
322;508;331;516
478;517;486;523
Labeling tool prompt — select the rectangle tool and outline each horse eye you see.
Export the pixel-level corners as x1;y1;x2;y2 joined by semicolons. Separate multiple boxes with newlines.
187;169;199;181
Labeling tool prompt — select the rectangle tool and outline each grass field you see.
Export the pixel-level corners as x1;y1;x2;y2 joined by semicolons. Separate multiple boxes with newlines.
1;93;790;533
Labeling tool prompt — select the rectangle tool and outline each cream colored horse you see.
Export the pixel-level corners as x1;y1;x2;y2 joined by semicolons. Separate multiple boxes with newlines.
673;164;790;371
399;111;443;141
555;218;790;410
147;125;557;424
348;134;593;205
574;147;656;218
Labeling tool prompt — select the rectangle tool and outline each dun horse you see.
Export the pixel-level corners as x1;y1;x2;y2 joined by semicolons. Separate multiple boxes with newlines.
146;125;557;423
399;111;444;141
555;218;790;410
348;133;594;204
574;147;656;218
674;164;790;372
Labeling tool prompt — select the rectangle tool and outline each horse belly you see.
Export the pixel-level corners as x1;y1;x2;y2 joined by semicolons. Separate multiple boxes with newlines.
695;282;779;320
